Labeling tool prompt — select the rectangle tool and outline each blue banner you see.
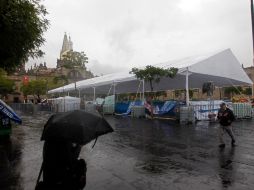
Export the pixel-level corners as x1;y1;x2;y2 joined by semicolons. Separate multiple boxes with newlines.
0;99;22;124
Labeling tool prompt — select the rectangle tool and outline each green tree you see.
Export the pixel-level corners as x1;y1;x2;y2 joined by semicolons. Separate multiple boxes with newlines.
154;91;167;99
174;89;193;99
21;83;32;97
21;79;47;101
130;65;178;92
0;0;49;72
224;86;242;98
62;51;88;69
243;87;252;96
189;89;194;99
53;75;69;86
0;69;15;96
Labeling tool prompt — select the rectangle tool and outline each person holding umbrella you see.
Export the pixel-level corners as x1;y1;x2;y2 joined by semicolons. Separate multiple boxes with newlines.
217;102;236;148
35;110;113;190
41;141;86;190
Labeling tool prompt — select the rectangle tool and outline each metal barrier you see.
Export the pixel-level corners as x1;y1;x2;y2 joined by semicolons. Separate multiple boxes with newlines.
10;103;53;113
53;103;80;113
103;104;114;115
190;103;222;121
190;102;252;120
232;103;252;119
84;103;96;113
38;104;54;112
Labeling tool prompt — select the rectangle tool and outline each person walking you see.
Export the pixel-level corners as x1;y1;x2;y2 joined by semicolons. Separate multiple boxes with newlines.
217;103;236;148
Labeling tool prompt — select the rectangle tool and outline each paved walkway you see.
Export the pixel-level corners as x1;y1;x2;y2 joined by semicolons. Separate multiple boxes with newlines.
84;117;254;190
1;113;254;190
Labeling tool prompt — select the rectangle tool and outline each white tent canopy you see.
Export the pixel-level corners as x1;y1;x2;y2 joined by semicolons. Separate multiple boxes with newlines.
48;49;253;95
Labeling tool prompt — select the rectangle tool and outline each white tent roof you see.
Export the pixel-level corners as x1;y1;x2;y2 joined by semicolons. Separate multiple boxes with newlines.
48;49;252;94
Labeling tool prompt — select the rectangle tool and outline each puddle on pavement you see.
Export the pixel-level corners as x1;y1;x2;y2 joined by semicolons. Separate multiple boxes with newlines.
135;159;169;174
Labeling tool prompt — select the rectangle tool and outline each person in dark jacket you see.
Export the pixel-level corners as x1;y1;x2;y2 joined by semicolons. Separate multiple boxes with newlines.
36;140;86;190
217;103;236;148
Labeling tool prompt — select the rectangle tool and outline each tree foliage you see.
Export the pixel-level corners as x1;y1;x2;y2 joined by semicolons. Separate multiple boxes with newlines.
53;75;69;86
21;79;47;100
224;86;242;98
154;91;167;98
130;65;178;92
62;51;88;69
0;0;49;72
174;89;194;99
0;69;15;95
242;87;252;95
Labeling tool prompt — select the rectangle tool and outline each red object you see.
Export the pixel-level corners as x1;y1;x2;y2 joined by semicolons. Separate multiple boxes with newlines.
144;101;153;113
23;75;29;85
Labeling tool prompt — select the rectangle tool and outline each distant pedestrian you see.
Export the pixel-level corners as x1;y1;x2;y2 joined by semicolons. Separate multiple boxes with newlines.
217;103;236;148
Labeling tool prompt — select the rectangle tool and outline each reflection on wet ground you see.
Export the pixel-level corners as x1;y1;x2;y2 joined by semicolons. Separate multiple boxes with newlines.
1;112;254;190
0;112;51;190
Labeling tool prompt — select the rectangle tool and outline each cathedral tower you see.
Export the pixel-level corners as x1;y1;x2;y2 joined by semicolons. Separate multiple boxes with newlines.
60;33;73;60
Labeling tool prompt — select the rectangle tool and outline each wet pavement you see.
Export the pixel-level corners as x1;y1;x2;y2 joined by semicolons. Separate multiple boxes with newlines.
1;112;254;190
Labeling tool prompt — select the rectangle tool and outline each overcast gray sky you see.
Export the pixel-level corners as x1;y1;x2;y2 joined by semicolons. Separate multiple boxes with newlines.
28;0;253;75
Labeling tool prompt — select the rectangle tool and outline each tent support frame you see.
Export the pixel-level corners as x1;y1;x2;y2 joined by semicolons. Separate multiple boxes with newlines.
186;67;190;106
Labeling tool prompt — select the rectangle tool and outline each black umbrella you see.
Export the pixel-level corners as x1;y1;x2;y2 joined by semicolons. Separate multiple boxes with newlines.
41;110;113;145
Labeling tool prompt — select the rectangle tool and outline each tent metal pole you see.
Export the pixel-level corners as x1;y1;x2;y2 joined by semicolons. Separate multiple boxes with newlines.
135;81;141;101
93;87;96;102
113;82;116;95
107;84;113;96
186;67;190;106
78;89;80;98
142;79;145;101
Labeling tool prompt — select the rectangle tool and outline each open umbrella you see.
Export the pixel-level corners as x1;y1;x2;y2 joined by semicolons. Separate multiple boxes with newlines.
0;99;22;124
41;110;113;145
